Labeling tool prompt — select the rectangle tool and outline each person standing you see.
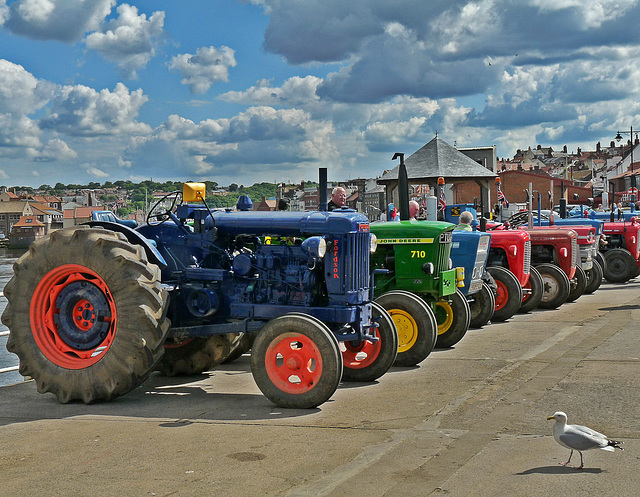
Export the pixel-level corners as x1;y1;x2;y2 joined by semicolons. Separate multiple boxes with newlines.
328;187;347;211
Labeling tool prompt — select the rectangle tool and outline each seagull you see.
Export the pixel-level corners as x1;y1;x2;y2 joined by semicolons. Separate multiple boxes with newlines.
547;411;623;469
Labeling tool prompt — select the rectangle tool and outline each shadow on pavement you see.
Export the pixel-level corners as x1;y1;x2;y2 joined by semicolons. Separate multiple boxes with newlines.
0;358;328;427
516;465;604;475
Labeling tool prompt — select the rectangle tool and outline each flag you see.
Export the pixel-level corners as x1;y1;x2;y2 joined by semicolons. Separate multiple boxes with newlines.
497;183;509;207
438;188;446;211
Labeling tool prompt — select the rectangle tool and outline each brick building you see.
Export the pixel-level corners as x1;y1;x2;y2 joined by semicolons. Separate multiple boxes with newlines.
452;169;598;211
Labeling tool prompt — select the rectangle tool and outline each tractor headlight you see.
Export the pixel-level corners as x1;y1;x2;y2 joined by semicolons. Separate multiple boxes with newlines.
370;233;378;253
422;262;435;275
301;236;326;258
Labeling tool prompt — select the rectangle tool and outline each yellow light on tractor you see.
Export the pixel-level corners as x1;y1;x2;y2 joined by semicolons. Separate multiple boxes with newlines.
183;182;206;202
455;267;465;287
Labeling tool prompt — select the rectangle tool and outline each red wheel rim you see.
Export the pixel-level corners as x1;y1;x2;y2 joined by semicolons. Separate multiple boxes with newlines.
342;328;381;369
264;332;323;394
30;264;117;369
494;280;508;311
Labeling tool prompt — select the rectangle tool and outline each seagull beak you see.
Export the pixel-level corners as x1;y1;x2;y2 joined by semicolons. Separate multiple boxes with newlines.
547;416;554;420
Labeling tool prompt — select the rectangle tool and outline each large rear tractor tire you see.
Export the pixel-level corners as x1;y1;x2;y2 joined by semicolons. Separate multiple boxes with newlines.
223;333;255;364
251;314;342;409
1;226;170;403
486;266;523;322
434;290;471;348
341;302;398;382
156;334;239;376
584;260;603;294
536;263;571;309
375;290;437;367
468;281;495;328
603;248;636;283
566;265;587;303
519;266;544;313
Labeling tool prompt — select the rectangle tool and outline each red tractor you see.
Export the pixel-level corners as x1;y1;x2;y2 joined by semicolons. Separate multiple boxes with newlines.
600;219;640;283
523;227;580;309
552;224;599;294
484;229;538;320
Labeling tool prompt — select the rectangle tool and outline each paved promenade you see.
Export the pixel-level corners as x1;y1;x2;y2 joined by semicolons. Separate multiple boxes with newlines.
1;280;639;497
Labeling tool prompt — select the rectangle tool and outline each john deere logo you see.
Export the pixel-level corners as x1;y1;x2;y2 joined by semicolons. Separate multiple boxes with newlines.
378;238;434;244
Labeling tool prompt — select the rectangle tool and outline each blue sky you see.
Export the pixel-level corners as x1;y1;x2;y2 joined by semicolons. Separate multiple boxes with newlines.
1;0;640;188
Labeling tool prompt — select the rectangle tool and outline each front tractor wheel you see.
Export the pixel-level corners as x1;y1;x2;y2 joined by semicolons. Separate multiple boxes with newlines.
519;266;544;313
1;226;170;403
603;248;636;283
468;282;495;328
584;260;603;294
434;290;471;348
375;290;437;367
567;265;587;303
341;302;398;382
250;314;342;409
486;266;523;322
536;263;571;309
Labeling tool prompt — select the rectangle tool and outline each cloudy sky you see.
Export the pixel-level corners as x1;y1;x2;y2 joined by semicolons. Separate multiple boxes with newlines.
1;0;639;188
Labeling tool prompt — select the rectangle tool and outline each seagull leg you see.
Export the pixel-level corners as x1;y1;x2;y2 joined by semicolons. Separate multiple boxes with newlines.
576;451;584;470
560;450;573;466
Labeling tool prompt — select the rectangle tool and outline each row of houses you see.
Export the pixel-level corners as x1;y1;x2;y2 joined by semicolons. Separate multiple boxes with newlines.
266;136;640;219
0;186;107;247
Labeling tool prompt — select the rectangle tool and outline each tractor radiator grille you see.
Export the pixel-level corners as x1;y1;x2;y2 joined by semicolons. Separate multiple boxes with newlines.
523;239;531;275
434;231;452;273
572;238;578;268
345;231;370;293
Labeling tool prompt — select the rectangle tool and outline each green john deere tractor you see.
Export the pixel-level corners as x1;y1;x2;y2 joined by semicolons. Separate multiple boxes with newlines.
370;219;470;366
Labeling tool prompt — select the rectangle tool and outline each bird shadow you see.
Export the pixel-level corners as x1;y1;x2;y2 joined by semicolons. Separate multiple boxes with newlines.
516;466;604;475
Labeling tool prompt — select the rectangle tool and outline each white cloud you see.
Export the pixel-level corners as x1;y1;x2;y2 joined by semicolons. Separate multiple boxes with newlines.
123;106;338;182
84;165;109;177
221;76;321;106
169;46;237;94
0;113;41;156
0;1;9;24
528;0;635;28
39;82;151;136
36;138;78;161
3;0;115;43
85;4;165;78
0;59;53;115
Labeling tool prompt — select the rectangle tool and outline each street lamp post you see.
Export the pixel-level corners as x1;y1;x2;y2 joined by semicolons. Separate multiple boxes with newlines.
615;126;637;205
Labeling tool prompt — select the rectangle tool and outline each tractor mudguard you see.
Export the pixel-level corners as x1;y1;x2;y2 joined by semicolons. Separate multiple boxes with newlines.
86;220;167;269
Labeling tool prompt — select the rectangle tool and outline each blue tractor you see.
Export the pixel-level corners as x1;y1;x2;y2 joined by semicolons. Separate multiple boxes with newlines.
2;183;397;409
450;230;494;328
443;205;495;327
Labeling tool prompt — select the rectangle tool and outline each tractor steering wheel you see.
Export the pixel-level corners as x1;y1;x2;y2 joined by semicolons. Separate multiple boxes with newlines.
146;190;181;226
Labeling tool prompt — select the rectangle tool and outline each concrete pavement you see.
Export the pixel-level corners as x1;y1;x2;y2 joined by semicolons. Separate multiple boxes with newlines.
1;280;639;497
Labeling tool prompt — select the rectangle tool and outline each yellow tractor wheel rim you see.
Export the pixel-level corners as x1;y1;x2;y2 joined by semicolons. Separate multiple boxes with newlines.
388;308;419;353
435;301;454;336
